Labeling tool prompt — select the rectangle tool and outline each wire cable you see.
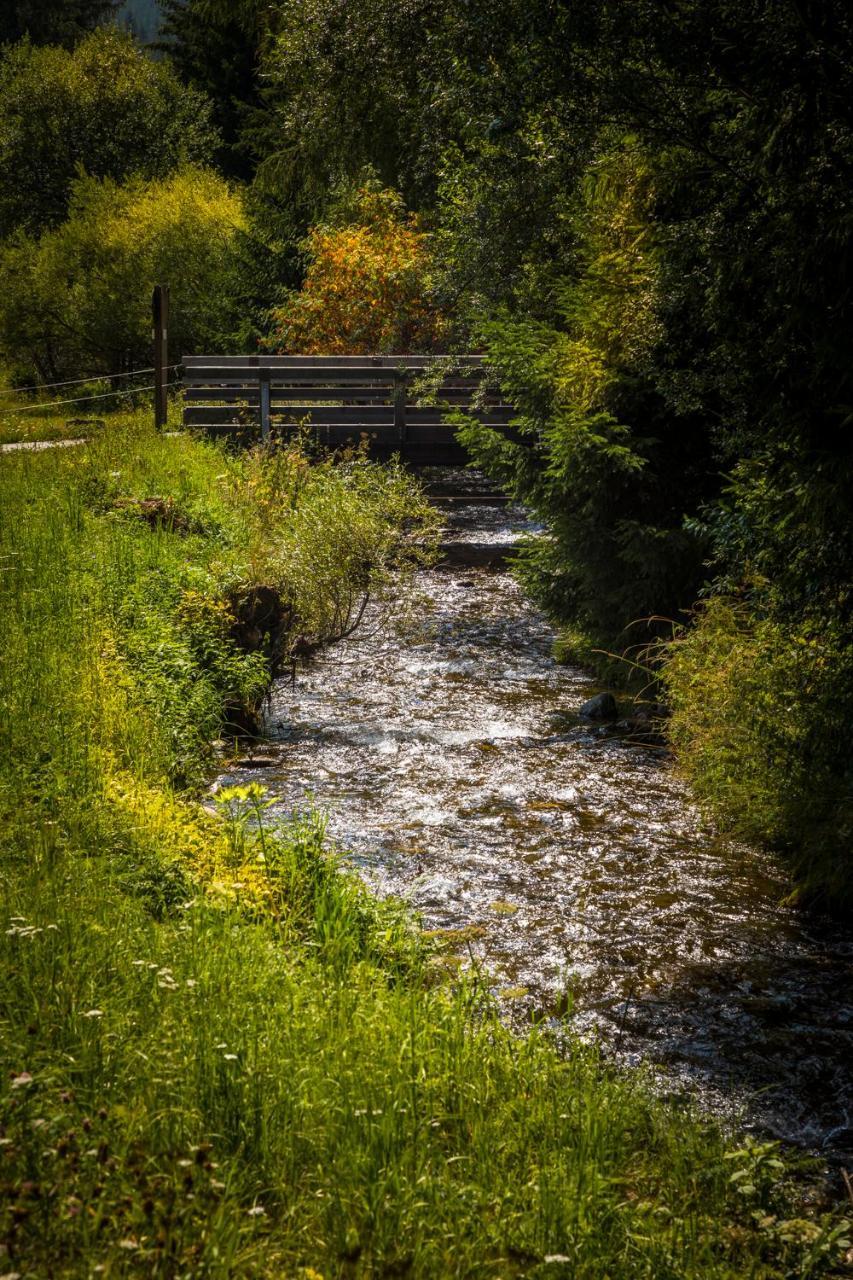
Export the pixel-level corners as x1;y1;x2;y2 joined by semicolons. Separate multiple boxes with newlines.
5;379;182;415
0;364;183;397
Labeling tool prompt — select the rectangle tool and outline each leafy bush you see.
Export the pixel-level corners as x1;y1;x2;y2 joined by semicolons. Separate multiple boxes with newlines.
0;29;216;238
664;597;853;909
229;440;442;653
266;184;451;354
0;167;246;382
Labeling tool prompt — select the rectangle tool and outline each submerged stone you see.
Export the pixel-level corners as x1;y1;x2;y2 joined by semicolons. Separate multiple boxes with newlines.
578;691;618;720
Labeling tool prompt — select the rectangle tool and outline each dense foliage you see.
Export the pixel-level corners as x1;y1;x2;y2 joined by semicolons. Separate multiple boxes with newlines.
158;0;267;177
0;168;245;382
0;29;215;238
454;145;714;652
267;184;450;354
0;0;119;47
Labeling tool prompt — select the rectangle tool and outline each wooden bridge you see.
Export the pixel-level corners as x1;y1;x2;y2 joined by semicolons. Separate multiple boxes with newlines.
181;354;514;462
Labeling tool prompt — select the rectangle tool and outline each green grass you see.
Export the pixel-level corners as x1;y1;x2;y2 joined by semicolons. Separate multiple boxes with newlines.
0;418;848;1277
0;379;159;446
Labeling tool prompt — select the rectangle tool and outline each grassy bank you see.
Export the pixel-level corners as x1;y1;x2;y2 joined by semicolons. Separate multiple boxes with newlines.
550;603;853;914
0;377;160;446
0;420;848;1277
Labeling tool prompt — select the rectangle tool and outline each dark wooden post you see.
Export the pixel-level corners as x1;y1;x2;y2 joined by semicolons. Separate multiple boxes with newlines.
152;284;169;429
394;369;407;444
259;368;271;442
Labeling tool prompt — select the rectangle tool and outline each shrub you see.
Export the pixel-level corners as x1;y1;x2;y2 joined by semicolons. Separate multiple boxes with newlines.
455;145;715;661
0;167;246;382
266;184;451;354
664;596;853;908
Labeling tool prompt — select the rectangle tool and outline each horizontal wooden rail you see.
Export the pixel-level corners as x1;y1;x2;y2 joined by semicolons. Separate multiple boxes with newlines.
181;354;513;458
184;354;484;368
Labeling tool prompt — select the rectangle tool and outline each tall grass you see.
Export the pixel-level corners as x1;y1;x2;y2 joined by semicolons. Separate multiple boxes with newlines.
0;420;847;1276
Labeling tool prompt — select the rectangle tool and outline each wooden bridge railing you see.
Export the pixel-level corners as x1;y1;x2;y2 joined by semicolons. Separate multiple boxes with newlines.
182;354;514;460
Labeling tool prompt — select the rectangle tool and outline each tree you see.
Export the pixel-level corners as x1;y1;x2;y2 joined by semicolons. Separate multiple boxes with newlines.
159;0;269;178
266;185;450;355
250;0;521;216
456;144;715;649
0;0;119;47
0;168;247;381
0;28;217;237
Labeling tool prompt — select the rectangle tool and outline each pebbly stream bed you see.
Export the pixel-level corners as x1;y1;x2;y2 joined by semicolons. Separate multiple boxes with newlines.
218;473;853;1162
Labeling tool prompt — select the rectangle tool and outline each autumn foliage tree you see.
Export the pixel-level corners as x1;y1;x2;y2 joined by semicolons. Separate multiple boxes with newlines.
266;186;450;354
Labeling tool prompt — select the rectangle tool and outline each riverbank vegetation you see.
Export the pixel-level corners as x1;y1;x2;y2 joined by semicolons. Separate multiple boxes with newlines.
1;417;848;1276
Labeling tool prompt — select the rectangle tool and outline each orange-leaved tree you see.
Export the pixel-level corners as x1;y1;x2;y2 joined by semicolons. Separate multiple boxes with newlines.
266;186;451;354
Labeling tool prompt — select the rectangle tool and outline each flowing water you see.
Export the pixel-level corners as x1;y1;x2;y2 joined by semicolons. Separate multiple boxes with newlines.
219;475;853;1160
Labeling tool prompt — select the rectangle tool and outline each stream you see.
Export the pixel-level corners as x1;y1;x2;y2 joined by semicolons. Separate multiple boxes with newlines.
218;473;853;1161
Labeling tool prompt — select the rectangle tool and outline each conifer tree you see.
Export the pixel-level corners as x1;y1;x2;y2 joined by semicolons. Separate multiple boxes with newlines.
0;0;119;48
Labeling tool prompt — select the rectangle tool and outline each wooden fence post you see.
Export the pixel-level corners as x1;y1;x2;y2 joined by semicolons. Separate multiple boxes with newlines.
394;369;407;444
152;284;169;429
259;369;271;442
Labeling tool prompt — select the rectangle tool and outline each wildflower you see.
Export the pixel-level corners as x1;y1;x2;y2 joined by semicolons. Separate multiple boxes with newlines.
84;1009;103;1018
11;1073;32;1089
247;1205;266;1217
223;1053;238;1061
